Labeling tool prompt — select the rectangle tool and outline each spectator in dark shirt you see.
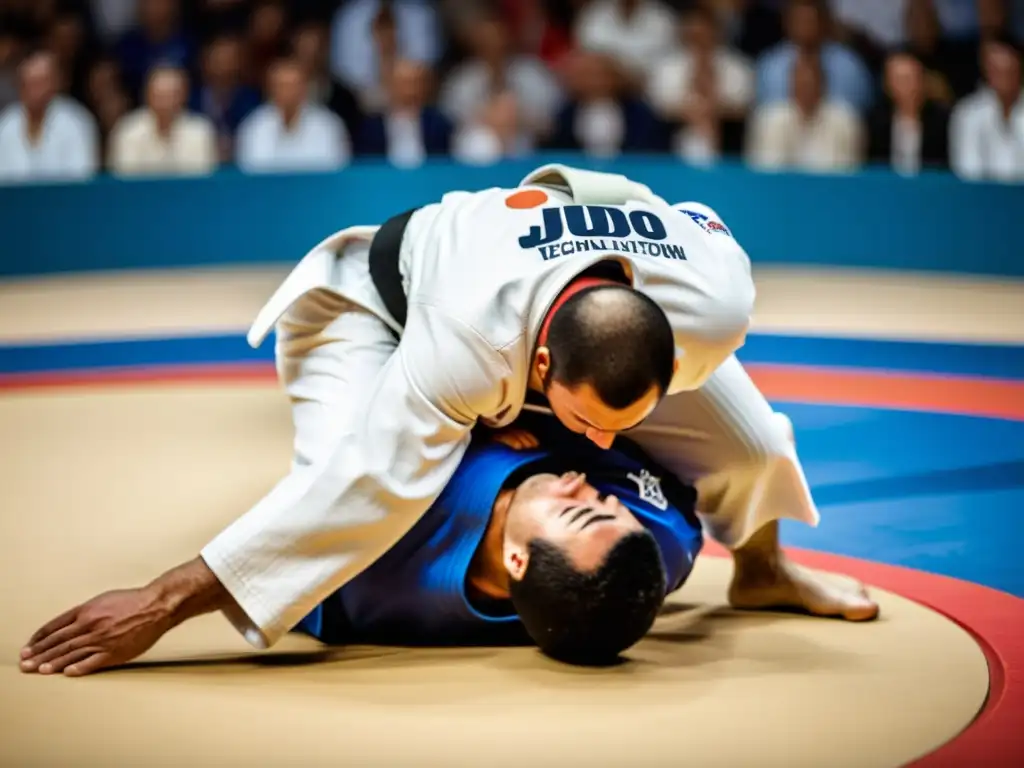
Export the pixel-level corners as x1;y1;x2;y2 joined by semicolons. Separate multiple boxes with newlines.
46;9;95;104
191;33;261;164
358;59;452;166
290;19;363;143
84;55;131;161
245;0;289;92
868;50;950;174
116;0;196;100
904;0;976;102
546;50;668;157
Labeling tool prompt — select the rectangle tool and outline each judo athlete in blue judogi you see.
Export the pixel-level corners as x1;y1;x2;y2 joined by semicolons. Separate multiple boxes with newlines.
295;414;704;664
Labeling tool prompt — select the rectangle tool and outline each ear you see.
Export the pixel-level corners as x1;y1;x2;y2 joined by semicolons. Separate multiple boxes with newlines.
504;544;529;582
532;346;551;383
672;356;680;377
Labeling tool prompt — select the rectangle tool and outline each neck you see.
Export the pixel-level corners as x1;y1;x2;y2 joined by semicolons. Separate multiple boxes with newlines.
281;106;301;128
467;489;514;599
154;114;175;135
797;100;819;120
998;91;1019;118
25;106;46;139
895;102;921;120
392;104;419;118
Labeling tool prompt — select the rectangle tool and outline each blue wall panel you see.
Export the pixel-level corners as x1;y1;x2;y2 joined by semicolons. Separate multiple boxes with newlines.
1;155;1022;277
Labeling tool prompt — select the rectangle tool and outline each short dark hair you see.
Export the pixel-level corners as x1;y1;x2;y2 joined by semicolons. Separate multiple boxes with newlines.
509;531;666;666
545;285;675;410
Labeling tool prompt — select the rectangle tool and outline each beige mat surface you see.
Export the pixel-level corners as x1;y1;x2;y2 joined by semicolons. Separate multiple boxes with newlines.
0;385;991;767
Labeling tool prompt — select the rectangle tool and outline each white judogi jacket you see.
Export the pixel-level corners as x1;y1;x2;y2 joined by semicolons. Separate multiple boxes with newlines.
202;165;756;647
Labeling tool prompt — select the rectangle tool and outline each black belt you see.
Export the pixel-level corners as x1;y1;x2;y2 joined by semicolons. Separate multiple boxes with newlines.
368;207;420;329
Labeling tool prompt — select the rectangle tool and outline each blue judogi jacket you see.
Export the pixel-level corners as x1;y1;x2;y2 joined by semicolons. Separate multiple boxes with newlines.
296;416;703;646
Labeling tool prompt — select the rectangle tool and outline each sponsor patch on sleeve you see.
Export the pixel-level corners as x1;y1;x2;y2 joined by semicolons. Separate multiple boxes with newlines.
679;209;732;237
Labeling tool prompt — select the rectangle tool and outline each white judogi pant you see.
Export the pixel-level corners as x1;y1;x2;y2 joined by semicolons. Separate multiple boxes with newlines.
273;239;816;572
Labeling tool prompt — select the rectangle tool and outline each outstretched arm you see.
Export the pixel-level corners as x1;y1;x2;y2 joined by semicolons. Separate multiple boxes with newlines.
20;305;506;675
20;556;236;676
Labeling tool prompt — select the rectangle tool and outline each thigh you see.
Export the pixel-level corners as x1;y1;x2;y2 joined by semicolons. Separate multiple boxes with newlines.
276;289;398;469
624;354;792;482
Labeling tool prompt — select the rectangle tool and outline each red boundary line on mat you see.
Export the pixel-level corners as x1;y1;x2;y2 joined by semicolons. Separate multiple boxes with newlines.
704;542;1024;766
3;362;1024;764
0;362;276;390
748;363;1024;422
3;361;1023;422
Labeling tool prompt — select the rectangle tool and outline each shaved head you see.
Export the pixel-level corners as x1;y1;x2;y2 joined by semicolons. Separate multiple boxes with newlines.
545;283;675;410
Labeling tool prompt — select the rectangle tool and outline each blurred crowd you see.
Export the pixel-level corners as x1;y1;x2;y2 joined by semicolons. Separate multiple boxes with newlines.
0;0;1022;183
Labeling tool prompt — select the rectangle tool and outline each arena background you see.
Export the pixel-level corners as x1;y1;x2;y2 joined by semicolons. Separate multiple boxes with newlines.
1;1;1022;766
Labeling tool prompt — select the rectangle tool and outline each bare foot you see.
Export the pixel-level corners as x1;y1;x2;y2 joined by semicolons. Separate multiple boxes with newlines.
728;554;880;622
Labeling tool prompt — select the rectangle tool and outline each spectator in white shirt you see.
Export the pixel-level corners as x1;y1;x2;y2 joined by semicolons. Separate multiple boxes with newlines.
647;5;754;164
573;0;677;84
0;51;98;183
108;66;218;177
236;57;351;174
747;51;864;172
950;37;1024;182
452;90;534;165
439;11;561;140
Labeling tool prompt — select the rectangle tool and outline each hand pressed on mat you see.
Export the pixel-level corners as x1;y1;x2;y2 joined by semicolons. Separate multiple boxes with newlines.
19;556;233;676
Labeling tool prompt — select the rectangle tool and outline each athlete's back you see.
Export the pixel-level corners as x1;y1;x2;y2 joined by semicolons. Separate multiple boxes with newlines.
401;184;755;399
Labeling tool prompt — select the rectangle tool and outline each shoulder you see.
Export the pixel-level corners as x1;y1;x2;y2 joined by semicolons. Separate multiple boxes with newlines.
112;109;147;136
645;0;676;25
830;43;870;72
307;104;343;128
402;302;512;419
0;104;21;133
720;50;753;77
181;113;214;134
822;101;861;126
53;97;96;129
757;43;792;70
754;102;792;125
651;51;687;80
952;90;990;122
240;105;275;131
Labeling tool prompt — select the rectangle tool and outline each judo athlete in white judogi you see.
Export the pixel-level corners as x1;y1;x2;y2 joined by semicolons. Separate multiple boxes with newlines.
20;165;877;677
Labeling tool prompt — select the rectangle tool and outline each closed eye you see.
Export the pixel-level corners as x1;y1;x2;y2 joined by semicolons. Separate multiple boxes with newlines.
568;506;594;524
580;514;616;531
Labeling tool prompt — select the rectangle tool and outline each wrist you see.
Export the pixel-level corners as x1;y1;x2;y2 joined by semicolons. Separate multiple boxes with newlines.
147;557;229;627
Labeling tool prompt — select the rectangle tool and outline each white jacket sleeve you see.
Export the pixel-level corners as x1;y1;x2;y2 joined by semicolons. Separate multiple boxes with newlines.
200;303;505;647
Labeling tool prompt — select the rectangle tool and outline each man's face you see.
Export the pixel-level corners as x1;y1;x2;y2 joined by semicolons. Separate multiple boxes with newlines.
147;70;186;119
19;56;57;113
503;472;643;578
269;63;307;113
532;347;662;449
984;43;1022;101
886;54;924;108
205;38;242;85
786;2;823;48
389;61;428;110
141;0;177;39
293;26;327;74
684;12;716;52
